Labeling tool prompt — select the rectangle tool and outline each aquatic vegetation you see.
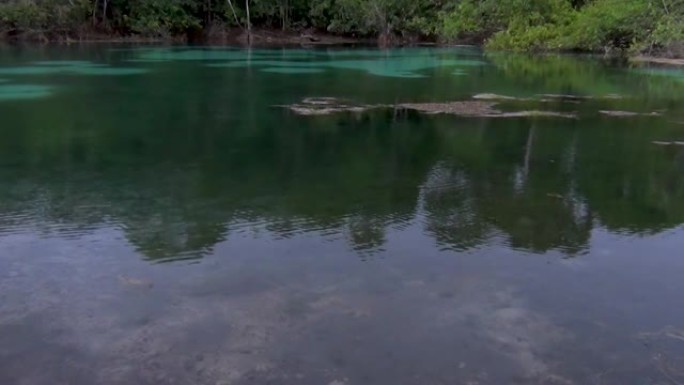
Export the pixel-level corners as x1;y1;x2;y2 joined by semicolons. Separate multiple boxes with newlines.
0;84;52;101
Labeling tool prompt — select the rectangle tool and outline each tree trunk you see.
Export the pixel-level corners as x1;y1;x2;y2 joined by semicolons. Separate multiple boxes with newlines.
102;0;108;25
92;0;98;25
226;0;242;28
245;0;252;44
280;1;285;31
280;0;289;31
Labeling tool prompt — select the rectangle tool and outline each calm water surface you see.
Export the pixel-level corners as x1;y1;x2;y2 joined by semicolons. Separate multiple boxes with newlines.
1;46;684;385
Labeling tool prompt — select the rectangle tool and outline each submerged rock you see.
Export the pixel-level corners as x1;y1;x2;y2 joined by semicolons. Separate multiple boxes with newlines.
473;93;625;104
279;97;374;116
472;93;526;101
118;275;154;289
538;94;592;102
496;110;578;119
540;93;624;101
600;110;662;117
280;97;578;119
398;101;500;116
652;141;684;146
398;101;578;119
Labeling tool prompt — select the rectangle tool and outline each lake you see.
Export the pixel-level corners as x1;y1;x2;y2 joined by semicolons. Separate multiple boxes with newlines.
1;46;683;385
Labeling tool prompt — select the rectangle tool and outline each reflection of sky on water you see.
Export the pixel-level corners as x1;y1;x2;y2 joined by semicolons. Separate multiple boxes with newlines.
1;47;683;385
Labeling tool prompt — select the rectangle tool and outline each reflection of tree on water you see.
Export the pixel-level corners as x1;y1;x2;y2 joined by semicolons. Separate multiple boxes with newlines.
347;215;388;253
1;65;684;262
420;120;593;255
421;166;493;251
122;211;228;263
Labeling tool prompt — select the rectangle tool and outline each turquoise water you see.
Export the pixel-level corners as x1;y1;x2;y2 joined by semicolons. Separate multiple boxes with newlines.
1;46;683;385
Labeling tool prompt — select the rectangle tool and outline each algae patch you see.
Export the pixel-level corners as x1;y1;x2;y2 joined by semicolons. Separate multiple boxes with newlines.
207;55;484;78
0;61;148;76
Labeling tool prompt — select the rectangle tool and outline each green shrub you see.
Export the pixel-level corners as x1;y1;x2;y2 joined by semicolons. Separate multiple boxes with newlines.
0;2;47;30
439;0;683;56
562;0;652;52
439;0;575;48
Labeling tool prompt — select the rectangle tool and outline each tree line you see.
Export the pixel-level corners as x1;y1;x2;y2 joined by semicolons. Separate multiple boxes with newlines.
0;0;682;55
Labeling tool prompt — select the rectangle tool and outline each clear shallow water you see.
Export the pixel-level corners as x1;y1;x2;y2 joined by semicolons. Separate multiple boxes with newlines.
1;46;684;385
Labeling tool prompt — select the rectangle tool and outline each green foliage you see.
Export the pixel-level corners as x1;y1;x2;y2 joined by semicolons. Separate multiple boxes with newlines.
307;0;442;37
0;2;47;31
645;0;684;55
439;0;684;54
561;0;651;52
0;0;682;56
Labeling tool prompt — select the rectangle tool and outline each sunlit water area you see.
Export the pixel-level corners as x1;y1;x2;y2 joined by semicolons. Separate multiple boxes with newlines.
1;45;684;385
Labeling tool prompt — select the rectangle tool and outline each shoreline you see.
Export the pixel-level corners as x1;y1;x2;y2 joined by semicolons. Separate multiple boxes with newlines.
1;31;683;65
0;28;372;47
